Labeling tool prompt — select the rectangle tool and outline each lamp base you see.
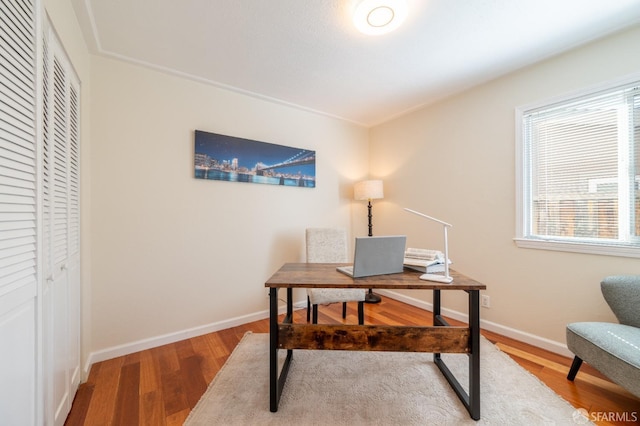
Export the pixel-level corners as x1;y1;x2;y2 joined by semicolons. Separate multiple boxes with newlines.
419;273;453;283
364;289;381;303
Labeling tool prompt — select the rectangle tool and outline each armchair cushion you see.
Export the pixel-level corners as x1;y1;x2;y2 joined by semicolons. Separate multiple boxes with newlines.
567;322;640;369
566;322;640;397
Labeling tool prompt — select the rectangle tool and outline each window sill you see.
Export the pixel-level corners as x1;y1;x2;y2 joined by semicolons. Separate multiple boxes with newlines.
513;238;640;259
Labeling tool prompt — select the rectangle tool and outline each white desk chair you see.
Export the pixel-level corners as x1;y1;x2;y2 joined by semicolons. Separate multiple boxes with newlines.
306;228;365;324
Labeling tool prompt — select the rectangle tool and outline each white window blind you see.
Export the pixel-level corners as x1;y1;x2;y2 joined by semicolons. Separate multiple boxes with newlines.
517;80;640;256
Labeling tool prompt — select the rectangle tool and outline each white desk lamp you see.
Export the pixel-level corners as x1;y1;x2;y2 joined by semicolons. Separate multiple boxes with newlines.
404;208;453;283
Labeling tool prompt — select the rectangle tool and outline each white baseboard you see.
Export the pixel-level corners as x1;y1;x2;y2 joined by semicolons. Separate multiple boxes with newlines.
375;289;573;358
83;293;572;378
83;300;307;377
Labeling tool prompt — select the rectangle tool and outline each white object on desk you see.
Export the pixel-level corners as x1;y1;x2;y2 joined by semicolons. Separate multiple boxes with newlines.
404;208;454;283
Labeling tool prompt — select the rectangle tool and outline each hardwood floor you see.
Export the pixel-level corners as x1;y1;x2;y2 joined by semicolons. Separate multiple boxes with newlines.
65;297;639;425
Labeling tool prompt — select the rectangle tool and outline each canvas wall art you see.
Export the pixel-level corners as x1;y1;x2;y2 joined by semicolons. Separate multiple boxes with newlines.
194;130;316;188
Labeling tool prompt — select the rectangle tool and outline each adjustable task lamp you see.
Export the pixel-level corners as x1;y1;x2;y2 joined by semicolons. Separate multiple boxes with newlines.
404;208;453;283
354;179;384;303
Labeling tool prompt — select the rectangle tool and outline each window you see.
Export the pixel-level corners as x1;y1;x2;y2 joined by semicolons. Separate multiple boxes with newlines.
515;77;640;257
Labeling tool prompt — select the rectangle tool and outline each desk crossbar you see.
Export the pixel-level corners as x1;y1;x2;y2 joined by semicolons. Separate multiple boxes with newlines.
278;324;470;352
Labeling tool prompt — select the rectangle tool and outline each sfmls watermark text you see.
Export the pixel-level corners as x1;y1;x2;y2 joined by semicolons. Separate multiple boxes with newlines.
573;408;638;424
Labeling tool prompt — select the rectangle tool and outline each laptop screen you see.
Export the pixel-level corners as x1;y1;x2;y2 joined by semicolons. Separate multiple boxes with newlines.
351;235;406;277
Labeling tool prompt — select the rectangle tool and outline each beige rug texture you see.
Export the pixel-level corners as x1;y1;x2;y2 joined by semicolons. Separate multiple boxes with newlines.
185;332;591;425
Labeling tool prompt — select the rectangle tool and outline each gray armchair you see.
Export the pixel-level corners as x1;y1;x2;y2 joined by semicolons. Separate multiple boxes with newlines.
566;275;640;398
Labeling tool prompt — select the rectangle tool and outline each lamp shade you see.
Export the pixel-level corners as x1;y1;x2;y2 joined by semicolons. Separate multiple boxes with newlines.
354;180;384;201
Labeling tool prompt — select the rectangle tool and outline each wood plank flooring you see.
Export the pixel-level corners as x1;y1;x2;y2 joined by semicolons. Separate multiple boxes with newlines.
65;297;640;425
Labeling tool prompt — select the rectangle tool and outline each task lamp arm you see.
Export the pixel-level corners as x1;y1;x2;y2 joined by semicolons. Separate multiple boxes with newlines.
404;208;453;283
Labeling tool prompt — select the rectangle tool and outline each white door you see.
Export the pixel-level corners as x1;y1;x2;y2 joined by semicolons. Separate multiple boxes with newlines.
0;0;39;425
41;19;81;426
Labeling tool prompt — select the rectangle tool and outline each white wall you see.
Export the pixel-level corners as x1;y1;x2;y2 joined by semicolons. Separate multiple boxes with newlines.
88;56;369;358
369;24;640;352
44;0;640;367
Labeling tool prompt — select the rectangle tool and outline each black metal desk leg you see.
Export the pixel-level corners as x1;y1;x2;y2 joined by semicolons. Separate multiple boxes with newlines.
269;287;279;412
432;288;481;420
433;289;442;363
468;290;480;420
269;287;294;413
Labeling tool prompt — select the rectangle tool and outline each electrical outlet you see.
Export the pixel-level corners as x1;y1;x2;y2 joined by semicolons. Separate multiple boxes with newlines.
481;295;490;308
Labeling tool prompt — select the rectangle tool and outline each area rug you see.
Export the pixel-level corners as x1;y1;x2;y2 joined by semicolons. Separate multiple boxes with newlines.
184;332;590;425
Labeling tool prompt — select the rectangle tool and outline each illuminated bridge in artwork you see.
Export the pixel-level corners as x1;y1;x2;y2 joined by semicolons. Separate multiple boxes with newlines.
256;150;315;174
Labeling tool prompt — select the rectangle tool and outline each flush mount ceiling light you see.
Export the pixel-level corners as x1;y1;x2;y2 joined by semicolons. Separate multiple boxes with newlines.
353;0;408;36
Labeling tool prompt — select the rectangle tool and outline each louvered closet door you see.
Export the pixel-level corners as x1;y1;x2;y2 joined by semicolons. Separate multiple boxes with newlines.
42;17;81;426
0;0;38;424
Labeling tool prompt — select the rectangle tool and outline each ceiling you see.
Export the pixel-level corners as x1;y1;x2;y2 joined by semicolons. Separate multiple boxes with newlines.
71;0;640;127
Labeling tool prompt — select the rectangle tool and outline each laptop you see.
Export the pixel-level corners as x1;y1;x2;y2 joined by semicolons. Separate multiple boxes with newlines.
337;235;407;278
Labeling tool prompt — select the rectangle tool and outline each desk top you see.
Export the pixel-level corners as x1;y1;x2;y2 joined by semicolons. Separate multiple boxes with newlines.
265;263;486;290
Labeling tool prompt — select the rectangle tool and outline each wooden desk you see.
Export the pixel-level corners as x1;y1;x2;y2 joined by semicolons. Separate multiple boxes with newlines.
265;263;487;420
